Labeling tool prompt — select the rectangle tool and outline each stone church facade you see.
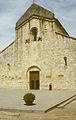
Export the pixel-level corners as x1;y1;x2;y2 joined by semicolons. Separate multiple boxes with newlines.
0;3;76;90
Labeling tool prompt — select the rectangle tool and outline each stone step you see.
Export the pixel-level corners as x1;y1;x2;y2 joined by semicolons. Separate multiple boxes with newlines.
57;95;76;108
45;95;76;113
0;112;20;120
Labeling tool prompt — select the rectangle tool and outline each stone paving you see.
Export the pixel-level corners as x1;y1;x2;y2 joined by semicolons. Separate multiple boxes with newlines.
0;111;20;120
0;99;76;120
0;89;76;113
0;89;76;119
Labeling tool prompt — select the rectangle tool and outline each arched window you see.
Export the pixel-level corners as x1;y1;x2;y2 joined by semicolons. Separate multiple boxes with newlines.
64;57;67;66
30;27;38;41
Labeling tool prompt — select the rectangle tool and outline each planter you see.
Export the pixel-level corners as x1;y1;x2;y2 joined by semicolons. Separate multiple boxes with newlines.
23;93;35;105
25;100;34;105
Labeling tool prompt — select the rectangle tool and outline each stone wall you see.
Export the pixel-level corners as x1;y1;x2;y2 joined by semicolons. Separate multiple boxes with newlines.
0;17;76;89
0;42;15;88
16;17;76;89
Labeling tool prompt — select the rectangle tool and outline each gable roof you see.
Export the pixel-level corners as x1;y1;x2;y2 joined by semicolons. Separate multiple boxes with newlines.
16;3;54;27
16;3;69;35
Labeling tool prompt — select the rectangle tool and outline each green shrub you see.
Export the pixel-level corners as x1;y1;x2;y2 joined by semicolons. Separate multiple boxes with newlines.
23;93;35;105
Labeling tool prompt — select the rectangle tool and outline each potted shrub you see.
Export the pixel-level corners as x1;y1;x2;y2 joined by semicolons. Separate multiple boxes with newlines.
23;93;35;105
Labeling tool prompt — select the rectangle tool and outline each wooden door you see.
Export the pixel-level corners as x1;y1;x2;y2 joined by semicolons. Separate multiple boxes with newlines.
29;71;39;89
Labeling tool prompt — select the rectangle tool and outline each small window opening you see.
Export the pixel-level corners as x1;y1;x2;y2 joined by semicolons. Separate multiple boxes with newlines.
64;57;67;66
49;84;52;90
31;27;38;41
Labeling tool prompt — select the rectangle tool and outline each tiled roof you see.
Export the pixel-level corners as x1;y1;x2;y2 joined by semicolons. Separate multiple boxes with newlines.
16;3;54;27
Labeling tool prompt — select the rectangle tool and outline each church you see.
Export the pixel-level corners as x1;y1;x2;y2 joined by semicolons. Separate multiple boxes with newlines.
0;3;76;90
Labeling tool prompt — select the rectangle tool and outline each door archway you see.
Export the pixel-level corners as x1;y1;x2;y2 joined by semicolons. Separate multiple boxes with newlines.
29;71;39;89
27;66;41;90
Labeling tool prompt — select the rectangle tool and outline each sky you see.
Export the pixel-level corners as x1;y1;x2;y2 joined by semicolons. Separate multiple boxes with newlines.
0;0;76;51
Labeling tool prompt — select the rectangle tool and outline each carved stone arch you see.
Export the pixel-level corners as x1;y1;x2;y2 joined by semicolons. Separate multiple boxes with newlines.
27;65;41;73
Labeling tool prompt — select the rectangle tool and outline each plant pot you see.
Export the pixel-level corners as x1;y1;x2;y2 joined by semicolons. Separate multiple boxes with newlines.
25;100;34;105
23;93;35;105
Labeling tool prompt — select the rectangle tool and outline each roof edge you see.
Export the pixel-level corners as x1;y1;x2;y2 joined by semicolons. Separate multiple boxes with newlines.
55;32;76;40
16;3;55;27
16;15;54;29
0;41;15;54
55;18;69;35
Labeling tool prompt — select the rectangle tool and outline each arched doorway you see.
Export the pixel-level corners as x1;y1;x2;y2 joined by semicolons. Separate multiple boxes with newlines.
27;66;40;90
29;71;39;89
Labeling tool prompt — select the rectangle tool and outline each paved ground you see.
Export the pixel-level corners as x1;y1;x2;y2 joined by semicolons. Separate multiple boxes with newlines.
18;99;76;120
0;89;76;120
0;99;76;120
0;89;76;113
